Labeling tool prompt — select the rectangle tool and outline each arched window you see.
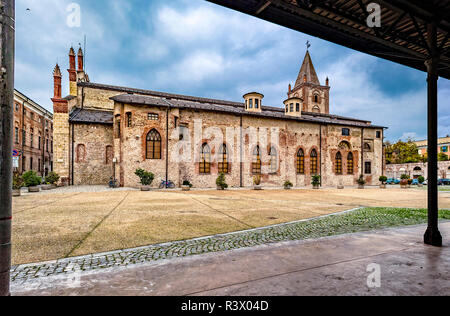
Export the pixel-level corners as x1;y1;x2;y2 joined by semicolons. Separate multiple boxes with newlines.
146;129;161;159
76;144;86;163
310;149;318;175
296;149;305;174
347;152;354;174
252;146;261;174
200;143;211;174
269;146;278;173
335;152;343;174
414;166;422;171
218;144;229;174
314;94;319;103
312;106;320;113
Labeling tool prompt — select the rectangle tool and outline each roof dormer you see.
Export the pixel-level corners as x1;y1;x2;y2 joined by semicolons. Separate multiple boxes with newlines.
284;97;303;117
243;92;263;113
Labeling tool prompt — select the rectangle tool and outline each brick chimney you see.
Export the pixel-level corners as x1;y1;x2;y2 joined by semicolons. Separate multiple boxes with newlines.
53;64;62;99
68;47;77;96
77;47;84;71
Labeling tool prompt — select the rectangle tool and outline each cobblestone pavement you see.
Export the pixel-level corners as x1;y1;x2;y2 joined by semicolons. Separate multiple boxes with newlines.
11;207;449;285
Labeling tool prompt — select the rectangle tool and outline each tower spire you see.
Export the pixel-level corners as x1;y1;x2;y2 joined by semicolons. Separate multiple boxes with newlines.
294;50;320;89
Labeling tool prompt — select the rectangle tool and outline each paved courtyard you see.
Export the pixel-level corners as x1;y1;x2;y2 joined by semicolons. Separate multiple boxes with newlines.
12;186;450;265
11;222;450;296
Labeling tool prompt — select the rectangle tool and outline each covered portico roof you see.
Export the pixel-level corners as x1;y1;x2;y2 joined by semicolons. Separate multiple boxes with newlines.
206;0;450;79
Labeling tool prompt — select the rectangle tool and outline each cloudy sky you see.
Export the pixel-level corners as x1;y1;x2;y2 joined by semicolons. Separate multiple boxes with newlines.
16;0;450;141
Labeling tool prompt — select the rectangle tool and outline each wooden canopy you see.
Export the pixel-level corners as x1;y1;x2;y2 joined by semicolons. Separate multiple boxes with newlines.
206;0;450;79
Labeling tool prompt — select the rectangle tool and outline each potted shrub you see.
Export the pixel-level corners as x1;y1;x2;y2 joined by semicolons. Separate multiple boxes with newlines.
45;172;60;189
135;168;155;191
216;173;228;190
311;175;321;189
400;174;409;189
357;175;366;189
407;178;413;188
12;173;23;197
182;180;193;191
22;170;42;193
379;176;388;189
418;176;425;187
284;180;293;190
253;175;262;190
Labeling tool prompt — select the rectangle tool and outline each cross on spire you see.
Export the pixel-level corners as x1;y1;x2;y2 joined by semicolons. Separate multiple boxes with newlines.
306;40;311;50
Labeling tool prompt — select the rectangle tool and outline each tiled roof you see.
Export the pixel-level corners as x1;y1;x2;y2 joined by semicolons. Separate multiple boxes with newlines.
294;50;320;88
69;108;113;125
110;93;385;129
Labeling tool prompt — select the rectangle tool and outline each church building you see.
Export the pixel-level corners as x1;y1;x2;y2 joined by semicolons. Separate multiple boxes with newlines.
51;47;385;188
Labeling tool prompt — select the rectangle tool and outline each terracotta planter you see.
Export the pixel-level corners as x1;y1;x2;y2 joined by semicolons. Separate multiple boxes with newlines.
50;184;58;189
418;183;423;188
313;184;320;190
217;186;226;190
182;185;191;191
253;185;262;190
141;186;151;191
28;186;40;193
12;189;21;197
337;185;344;189
358;184;365;189
379;184;387;189
41;184;52;191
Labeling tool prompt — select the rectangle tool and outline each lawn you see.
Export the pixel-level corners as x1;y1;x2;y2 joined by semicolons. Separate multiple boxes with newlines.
12;187;450;265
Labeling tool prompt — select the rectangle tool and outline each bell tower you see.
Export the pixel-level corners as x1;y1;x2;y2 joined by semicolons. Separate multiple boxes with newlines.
287;50;330;114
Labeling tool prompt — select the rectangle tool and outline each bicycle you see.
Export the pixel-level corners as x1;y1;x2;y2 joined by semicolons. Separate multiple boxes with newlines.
159;180;175;189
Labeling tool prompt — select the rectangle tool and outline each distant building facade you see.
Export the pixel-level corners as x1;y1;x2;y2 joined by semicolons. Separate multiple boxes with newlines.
51;47;386;187
415;136;450;159
386;161;450;180
13;90;53;176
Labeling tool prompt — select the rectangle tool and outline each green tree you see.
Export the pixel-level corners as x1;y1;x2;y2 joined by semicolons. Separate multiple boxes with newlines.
385;139;421;164
438;153;449;161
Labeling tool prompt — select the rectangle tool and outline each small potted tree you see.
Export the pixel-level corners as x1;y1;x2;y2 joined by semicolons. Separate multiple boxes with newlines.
253;175;262;190
45;172;60;189
22;170;42;193
135;168;155;191
12;173;23;197
379;176;388;189
407;178;413;188
311;175;321;189
182;180;193;191
400;174;409;189
216;173;228;190
284;180;293;190
418;176;425;187
357;175;366;189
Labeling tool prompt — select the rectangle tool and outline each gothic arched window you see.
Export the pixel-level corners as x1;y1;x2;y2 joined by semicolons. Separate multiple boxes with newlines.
269;146;278;173
310;149;318;175
252;146;261;174
200;143;211;174
335;152;343;175
76;144;86;163
146;129;161;159
347;152;354;174
296;149;305;174
218;144;229;174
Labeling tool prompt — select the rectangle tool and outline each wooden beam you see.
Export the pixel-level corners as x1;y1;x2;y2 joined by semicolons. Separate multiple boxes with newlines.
256;0;271;15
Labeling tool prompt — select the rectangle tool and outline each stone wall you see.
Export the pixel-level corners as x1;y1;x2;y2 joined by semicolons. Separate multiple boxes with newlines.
72;123;114;185
53;112;70;184
386;161;450;179
113;102;384;188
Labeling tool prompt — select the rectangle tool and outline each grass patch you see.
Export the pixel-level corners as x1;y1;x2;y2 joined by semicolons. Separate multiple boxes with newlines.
284;207;450;239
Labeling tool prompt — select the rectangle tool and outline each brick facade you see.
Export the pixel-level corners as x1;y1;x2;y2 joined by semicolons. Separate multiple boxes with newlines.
13;90;53;177
52;48;385;187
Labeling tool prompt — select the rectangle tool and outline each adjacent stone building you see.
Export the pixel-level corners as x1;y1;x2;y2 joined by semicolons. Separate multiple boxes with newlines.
13;89;53;177
415;136;450;159
52;48;386;188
